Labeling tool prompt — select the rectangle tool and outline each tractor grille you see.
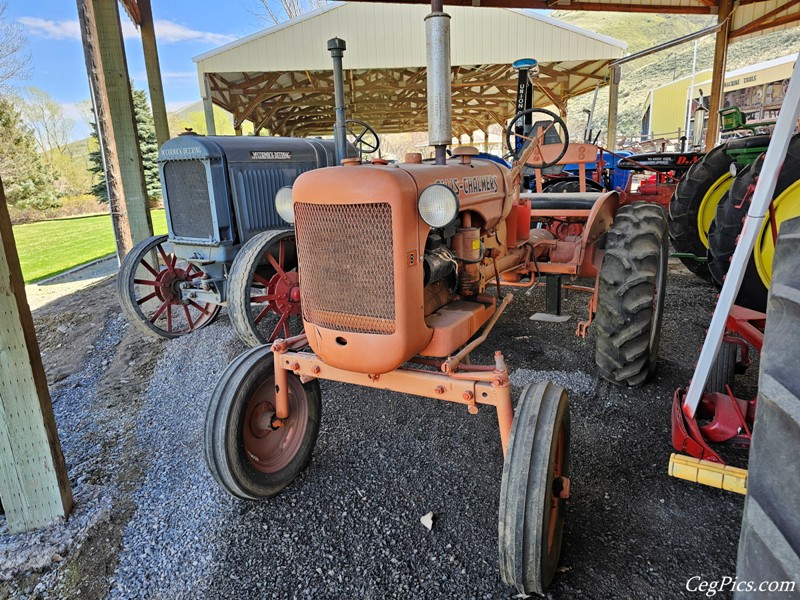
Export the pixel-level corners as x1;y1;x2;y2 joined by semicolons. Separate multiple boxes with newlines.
163;161;214;239
295;202;395;334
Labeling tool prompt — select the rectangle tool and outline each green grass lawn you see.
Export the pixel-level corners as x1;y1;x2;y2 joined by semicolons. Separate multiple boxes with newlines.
13;209;168;283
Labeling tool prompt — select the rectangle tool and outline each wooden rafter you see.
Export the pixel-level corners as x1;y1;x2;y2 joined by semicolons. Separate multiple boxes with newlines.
206;57;621;137
730;0;800;37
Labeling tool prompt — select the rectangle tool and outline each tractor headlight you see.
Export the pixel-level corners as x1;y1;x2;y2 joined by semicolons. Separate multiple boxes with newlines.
418;184;459;229
275;186;294;224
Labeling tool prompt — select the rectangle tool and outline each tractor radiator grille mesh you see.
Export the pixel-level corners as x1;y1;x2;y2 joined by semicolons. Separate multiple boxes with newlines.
163;161;214;239
295;202;395;334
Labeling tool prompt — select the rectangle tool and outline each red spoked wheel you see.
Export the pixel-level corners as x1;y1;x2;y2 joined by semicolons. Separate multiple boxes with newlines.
204;347;321;499
499;381;571;596
228;230;302;347
118;235;220;339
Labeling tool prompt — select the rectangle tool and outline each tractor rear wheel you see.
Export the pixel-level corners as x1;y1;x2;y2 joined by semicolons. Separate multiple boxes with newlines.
499;381;570;596
595;202;668;386
735;216;800;591
204;347;321;500
668;144;733;281
118;234;220;339
708;135;800;312
228;230;302;347
543;179;604;193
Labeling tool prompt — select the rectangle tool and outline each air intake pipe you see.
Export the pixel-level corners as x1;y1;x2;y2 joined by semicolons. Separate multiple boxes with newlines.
425;0;451;165
328;37;348;165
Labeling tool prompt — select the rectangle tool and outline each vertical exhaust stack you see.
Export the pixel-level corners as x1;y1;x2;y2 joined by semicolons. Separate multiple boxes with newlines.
425;0;451;165
328;37;348;164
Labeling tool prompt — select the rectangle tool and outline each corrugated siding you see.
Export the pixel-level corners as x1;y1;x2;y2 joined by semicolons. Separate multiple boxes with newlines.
196;3;624;76
651;78;695;137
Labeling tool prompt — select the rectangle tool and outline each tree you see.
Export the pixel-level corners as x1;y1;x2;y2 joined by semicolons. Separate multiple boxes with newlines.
22;87;73;155
168;105;253;137
132;88;161;201
20;87;92;197
89;86;162;202
0;96;59;208
253;0;327;25
0;1;31;93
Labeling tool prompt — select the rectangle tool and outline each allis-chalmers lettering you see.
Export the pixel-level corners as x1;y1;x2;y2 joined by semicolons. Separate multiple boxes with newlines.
436;175;498;196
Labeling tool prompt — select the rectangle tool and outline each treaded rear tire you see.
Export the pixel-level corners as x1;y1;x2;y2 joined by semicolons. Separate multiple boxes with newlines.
735;216;800;595
707;165;767;312
708;134;800;312
543;179;603;193
706;341;737;394
595;202;668;387
668;144;733;281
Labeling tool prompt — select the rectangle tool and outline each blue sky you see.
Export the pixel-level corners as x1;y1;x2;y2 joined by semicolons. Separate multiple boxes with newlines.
8;0;273;140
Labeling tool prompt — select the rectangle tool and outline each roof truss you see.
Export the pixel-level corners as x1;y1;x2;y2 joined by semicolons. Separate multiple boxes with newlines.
207;60;612;136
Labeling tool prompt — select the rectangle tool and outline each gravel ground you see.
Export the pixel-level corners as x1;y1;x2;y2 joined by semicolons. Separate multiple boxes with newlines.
1;259;756;599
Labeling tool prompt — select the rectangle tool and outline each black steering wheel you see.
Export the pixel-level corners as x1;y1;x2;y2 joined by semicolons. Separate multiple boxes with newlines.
345;119;380;156
505;108;569;169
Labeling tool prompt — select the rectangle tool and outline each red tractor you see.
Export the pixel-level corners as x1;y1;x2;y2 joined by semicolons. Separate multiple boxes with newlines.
202;9;668;595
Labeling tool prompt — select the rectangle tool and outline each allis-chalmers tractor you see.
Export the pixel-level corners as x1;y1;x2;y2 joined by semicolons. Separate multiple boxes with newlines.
203;11;667;596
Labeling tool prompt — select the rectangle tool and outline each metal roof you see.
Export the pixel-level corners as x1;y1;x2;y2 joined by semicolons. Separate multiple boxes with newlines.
192;1;626;136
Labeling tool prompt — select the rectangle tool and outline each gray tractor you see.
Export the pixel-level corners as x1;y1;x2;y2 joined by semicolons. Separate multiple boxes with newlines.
117;124;379;347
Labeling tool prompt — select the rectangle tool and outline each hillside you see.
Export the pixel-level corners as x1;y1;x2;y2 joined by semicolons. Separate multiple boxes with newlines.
553;11;800;142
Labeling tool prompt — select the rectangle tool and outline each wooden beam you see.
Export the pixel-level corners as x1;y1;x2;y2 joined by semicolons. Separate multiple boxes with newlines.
344;0;712;13
606;64;621;150
137;0;170;148
705;0;732;151
203;74;217;135
232;93;242;136
77;0;153;260
235;73;283;127
730;0;800;38
0;177;72;533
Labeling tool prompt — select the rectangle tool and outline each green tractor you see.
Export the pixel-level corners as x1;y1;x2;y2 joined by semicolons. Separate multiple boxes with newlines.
669;107;800;310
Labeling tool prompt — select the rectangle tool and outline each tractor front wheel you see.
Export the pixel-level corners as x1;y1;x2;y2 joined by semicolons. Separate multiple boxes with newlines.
499;381;571;596
204;347;321;500
595;203;668;386
118;234;220;339
227;230;302;347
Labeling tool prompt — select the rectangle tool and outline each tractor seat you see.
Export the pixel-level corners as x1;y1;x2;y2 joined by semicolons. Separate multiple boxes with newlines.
726;135;770;150
525;192;603;211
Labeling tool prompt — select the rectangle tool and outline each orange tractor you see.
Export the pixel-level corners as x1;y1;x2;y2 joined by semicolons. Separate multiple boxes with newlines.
203;10;667;595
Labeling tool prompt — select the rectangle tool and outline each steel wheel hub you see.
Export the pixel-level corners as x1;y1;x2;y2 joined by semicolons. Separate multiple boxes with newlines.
268;270;301;316
154;266;189;304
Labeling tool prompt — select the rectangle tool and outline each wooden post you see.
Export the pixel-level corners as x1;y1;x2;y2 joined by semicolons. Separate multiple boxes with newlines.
138;0;170;148
482;127;489;152
705;0;733;151
77;0;153;261
203;74;217;136
0;178;72;533
606;64;621;150
232;94;243;136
